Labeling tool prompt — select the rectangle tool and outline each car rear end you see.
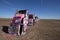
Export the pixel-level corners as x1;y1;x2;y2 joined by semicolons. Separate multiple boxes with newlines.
28;14;34;26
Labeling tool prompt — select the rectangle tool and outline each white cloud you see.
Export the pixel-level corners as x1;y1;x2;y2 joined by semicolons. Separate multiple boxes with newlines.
1;0;12;6
1;0;17;10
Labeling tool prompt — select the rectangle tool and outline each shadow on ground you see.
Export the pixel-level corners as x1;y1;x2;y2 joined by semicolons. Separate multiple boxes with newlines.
2;26;9;34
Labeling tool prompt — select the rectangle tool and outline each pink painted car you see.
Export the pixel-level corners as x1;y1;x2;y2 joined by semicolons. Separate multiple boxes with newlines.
8;10;28;36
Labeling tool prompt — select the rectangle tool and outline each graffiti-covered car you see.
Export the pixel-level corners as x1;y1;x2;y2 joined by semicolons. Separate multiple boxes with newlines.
35;16;39;22
8;10;28;36
28;14;35;26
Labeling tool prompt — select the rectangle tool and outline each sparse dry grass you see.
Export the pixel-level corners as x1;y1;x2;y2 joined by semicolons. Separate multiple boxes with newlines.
0;18;60;40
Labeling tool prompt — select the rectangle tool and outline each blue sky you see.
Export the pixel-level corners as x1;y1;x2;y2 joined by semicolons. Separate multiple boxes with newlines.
0;0;60;19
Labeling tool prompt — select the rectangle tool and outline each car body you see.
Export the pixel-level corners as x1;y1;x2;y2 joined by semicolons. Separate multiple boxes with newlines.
8;10;28;35
35;16;39;22
28;14;35;26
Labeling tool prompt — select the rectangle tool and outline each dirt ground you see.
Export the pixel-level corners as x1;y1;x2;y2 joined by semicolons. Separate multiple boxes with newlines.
0;18;60;40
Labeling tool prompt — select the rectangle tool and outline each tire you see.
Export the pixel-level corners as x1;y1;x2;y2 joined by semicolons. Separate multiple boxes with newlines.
20;25;23;35
33;19;35;25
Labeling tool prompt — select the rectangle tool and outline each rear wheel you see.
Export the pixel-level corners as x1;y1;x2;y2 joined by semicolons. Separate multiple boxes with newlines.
20;25;23;35
33;19;35;25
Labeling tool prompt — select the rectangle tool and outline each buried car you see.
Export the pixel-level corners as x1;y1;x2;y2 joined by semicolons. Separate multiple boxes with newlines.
35;16;39;22
8;10;28;36
28;14;35;26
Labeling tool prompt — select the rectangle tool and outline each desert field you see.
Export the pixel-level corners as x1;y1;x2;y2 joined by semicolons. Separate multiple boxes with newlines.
0;18;60;40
